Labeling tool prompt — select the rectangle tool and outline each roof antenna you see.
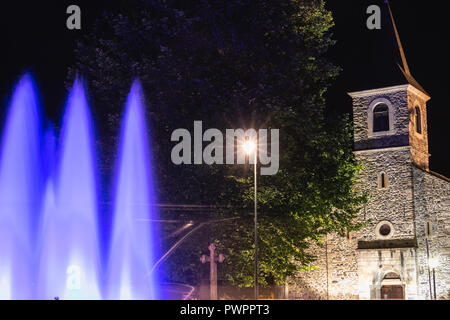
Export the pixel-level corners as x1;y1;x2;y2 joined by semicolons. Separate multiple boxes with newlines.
384;0;429;95
385;0;411;76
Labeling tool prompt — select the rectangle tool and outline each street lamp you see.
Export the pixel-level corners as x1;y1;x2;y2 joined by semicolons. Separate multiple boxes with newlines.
243;138;258;300
429;257;438;300
243;140;256;155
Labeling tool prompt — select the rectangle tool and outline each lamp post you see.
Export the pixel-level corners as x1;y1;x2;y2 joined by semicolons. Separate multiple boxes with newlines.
429;257;438;300
243;139;258;300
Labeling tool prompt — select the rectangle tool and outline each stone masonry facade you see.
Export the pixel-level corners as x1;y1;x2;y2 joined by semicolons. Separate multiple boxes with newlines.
413;168;450;299
287;84;449;300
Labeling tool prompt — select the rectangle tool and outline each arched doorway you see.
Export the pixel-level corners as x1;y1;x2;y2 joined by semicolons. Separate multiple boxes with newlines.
380;272;404;300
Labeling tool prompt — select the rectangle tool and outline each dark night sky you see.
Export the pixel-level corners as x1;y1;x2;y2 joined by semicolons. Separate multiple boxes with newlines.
0;1;448;177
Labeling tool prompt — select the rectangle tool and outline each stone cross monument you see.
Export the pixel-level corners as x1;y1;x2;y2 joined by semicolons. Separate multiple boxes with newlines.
201;243;225;300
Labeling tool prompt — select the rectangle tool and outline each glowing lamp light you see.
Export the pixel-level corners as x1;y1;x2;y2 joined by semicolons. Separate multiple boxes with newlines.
429;257;439;269
242;140;256;155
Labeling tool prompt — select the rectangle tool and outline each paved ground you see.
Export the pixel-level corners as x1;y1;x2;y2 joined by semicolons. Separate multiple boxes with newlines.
160;283;195;300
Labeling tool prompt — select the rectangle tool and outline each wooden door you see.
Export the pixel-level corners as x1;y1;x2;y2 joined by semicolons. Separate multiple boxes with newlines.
381;285;404;300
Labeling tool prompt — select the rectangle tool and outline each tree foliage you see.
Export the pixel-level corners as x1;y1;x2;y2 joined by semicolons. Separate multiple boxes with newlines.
69;0;367;286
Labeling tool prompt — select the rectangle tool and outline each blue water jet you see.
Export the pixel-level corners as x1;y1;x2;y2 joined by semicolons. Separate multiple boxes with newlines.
37;78;101;299
0;75;165;300
0;74;43;299
107;80;160;300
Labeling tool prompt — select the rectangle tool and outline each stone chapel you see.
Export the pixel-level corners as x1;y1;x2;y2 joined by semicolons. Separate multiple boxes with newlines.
287;3;449;300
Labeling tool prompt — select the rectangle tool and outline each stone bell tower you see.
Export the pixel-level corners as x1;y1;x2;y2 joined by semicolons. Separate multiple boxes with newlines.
347;1;432;300
287;2;449;300
350;0;431;172
350;83;430;170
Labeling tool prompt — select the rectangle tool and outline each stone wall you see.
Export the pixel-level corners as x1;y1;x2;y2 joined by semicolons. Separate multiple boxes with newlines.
287;159;450;301
355;147;416;241
413;167;450;299
407;89;429;170
286;242;328;300
288;147;419;300
326;233;359;299
287;85;448;300
286;234;359;300
352;147;419;299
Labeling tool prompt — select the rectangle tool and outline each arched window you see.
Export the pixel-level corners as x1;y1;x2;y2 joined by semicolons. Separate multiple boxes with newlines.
415;106;422;134
373;104;390;132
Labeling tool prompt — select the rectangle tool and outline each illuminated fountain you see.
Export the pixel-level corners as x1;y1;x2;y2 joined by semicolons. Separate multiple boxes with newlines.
37;79;101;299
106;81;160;299
0;75;43;299
0;73;167;300
0;74;164;300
